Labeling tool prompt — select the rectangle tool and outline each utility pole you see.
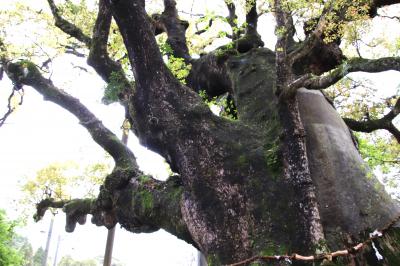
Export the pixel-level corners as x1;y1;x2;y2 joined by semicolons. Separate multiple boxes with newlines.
42;216;54;266
198;252;207;266
103;119;130;266
52;235;61;266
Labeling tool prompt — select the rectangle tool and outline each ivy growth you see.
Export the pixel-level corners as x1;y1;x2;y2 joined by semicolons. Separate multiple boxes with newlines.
103;71;131;104
166;56;192;84
199;90;237;120
158;36;192;84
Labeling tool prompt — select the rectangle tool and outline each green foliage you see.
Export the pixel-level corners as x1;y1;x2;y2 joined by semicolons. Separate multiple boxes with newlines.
0;210;24;266
57;0;97;38
32;247;45;266
356;133;399;179
103;71;127;104
107;22;131;71
157;36;192;84
11;235;33;266
264;138;281;174
275;26;287;37
199;90;237;120
20;161;111;217
138;190;154;211
166;56;192;84
21;162;75;204
158;38;173;55
325;77;391;120
0;2;55;60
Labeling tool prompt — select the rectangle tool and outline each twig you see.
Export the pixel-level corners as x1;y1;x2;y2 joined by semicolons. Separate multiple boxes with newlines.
0;87;24;128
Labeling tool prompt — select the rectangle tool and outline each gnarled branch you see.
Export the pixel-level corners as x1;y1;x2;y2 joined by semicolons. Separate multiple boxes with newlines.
34;174;193;245
35;198;98;232
224;0;239;41
2;60;136;168
289;0;400;73
245;0;259;36
150;0;191;60
344;98;400;143
158;0;191;60
1;58;193;238
0;87;24;128
302;57;400;90
87;0;131;102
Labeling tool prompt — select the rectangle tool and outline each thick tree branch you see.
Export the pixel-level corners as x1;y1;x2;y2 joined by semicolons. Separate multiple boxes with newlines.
2;57;192;239
290;0;400;70
222;0;264;47
2;60;136;168
157;0;191;60
47;0;131;103
34;198;97;232
109;1;170;84
370;0;400;16
274;0;292;96
288;6;330;65
109;0;228;175
46;0;92;47
343;98;400;143
150;0;191;60
116;175;194;245
34;174;193;245
302;57;400;90
245;0;259;36
87;0;131;101
224;0;240;41
186;50;234;96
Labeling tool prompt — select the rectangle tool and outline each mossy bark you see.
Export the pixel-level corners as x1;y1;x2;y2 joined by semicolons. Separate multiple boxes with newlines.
6;1;400;264
118;45;400;264
111;2;400;264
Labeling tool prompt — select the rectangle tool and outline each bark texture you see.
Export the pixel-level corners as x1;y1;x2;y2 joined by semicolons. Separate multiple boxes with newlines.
2;0;400;265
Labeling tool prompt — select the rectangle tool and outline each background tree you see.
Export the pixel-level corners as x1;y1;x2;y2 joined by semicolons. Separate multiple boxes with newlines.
0;209;24;266
57;255;97;266
1;0;400;265
19;161;110;266
33;247;46;266
12;235;34;266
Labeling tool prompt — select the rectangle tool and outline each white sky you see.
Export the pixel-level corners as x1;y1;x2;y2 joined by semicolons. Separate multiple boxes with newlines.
0;1;399;266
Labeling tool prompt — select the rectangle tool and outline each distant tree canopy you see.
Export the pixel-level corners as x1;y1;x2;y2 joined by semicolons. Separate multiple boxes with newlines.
58;255;97;266
11;235;34;266
0;209;24;266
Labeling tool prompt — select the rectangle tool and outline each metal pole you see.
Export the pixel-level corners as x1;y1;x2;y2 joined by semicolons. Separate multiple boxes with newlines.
42;216;54;266
52;235;61;266
197;251;208;266
103;226;116;266
103;119;130;266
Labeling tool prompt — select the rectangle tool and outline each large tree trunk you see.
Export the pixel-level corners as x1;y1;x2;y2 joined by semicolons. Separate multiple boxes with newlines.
188;48;400;265
8;1;399;265
107;1;400;264
124;44;400;264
